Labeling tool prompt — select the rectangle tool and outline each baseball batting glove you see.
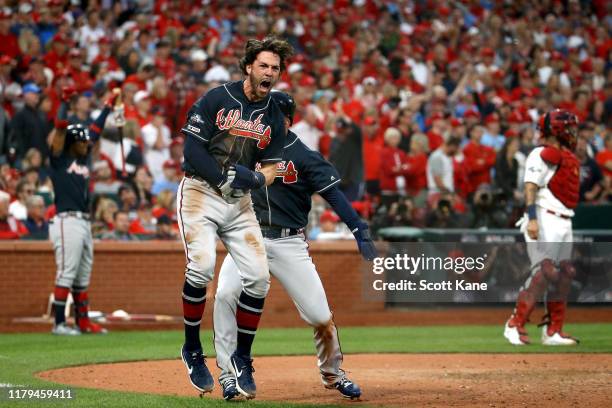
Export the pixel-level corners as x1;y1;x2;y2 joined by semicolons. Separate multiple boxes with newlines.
352;221;378;261
230;164;266;190
218;168;245;204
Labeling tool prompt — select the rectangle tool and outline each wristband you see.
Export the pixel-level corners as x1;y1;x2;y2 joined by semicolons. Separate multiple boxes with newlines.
254;171;266;188
527;204;537;220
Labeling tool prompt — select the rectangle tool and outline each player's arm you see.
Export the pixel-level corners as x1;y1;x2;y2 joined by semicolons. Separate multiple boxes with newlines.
230;114;287;189
524;181;539;240
49;86;77;156
89;88;121;142
259;162;277;186
523;147;552;240
183;136;224;186
320;186;378;261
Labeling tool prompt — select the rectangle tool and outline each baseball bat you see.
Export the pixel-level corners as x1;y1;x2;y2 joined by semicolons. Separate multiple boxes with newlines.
112;89;127;179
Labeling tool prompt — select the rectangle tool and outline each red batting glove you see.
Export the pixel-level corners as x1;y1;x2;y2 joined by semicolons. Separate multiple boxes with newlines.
61;86;77;102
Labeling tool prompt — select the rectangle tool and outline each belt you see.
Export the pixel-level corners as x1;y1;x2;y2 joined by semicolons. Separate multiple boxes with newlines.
546;209;571;220
260;226;304;239
57;211;91;221
185;172;206;183
185;172;222;196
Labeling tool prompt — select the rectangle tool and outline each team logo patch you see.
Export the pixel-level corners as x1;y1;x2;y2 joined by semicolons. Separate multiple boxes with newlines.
275;160;298;184
189;113;204;124
215;109;272;149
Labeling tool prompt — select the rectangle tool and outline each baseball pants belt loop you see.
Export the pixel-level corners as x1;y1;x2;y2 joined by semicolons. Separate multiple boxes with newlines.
545;209;570;219
260;226;304;239
56;211;91;221
185;172;223;197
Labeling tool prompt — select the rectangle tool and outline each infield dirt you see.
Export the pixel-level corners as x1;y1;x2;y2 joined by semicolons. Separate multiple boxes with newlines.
39;353;612;407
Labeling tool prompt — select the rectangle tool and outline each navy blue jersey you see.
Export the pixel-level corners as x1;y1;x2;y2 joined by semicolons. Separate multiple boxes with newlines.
252;131;341;229
49;151;91;213
181;80;286;177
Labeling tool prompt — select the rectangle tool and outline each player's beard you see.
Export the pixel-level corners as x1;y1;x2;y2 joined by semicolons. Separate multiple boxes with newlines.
248;73;273;101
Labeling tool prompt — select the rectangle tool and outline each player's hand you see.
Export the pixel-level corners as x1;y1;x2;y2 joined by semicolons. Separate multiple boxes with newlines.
218;167;236;198
527;219;539;240
222;188;245;204
230;164;266;190
352;221;378;261
61;85;77;102
105;88;121;108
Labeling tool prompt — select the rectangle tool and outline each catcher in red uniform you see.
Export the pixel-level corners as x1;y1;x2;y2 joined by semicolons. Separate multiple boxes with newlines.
504;109;580;346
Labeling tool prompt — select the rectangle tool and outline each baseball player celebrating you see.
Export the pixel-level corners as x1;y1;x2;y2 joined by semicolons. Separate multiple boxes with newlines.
213;91;378;401
177;37;293;399
49;87;120;335
504;109;580;346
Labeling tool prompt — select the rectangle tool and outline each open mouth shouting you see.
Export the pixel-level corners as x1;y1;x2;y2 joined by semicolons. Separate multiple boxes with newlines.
258;78;272;94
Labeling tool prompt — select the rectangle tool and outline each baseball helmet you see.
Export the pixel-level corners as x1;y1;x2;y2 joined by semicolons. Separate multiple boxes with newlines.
271;91;296;125
538;109;578;150
65;123;91;149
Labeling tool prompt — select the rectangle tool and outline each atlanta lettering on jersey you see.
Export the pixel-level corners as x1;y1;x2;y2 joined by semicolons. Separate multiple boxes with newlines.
215;108;272;149
67;160;90;177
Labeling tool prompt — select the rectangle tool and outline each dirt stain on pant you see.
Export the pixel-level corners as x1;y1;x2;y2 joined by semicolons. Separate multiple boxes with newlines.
245;232;265;256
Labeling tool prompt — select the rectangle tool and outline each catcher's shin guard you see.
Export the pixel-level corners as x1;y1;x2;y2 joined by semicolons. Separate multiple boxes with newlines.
504;259;553;345
540;261;577;345
510;259;553;326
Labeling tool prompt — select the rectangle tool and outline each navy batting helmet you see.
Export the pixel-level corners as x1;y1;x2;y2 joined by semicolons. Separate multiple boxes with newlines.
271;91;296;125
65;123;90;149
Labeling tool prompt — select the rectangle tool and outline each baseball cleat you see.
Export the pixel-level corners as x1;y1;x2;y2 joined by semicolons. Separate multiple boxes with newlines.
541;326;579;346
51;323;81;336
181;345;214;393
326;376;362;399
78;322;108;334
221;378;241;401
503;319;530;345
229;351;256;399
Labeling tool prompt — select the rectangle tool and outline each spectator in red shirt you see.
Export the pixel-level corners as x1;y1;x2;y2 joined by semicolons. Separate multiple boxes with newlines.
595;134;612;179
404;133;429;206
124;59;155;91
426;112;446;152
126;90;152;128
380;127;409;207
66;49;93;92
361;116;384;200
0;12;20;59
0;190;27;239
42;34;70;74
154;39;176;79
463;125;496;196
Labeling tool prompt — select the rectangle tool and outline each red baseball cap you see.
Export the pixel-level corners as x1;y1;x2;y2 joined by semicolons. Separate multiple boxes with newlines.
485;114;499;124
319;210;339;224
505;129;519;138
464;109;480;119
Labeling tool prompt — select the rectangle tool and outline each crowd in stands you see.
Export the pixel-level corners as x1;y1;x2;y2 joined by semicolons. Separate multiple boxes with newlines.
0;0;611;241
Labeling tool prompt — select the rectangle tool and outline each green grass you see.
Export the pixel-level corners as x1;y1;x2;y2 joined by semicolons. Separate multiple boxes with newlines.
0;324;611;407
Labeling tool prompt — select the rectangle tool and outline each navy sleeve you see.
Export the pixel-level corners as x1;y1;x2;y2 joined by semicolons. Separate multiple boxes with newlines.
180;92;217;143
303;147;342;193
183;135;224;186
89;106;111;142
319;186;360;231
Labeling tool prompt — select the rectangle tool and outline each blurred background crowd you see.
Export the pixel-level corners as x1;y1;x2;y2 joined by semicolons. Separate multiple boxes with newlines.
0;0;611;241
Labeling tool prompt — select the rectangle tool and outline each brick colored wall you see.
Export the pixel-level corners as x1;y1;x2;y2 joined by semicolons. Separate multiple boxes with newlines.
0;241;381;328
